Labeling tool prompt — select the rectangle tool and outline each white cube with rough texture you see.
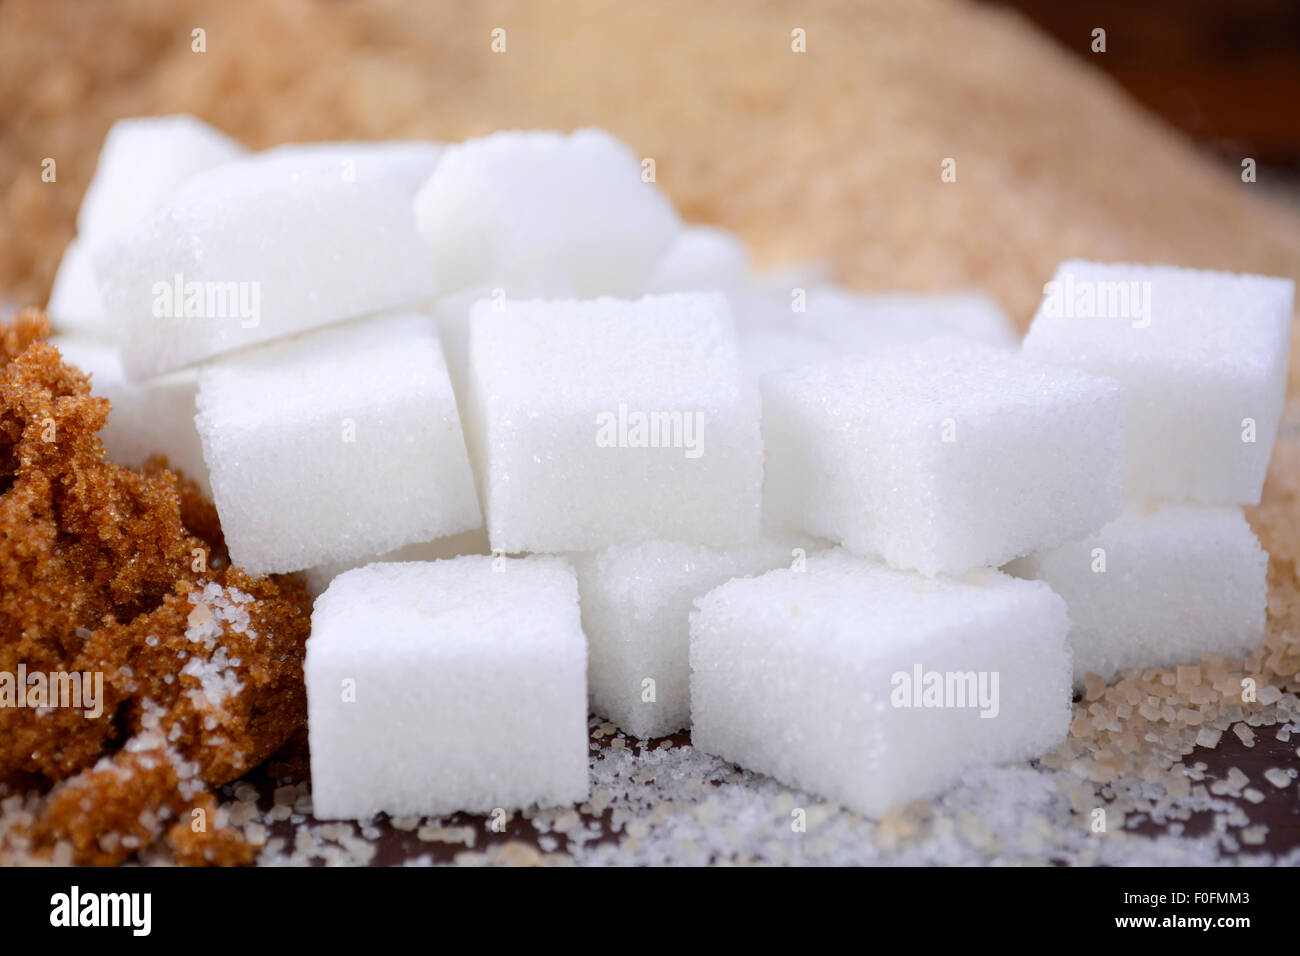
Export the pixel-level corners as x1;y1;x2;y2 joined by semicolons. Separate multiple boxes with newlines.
1022;260;1294;505
307;556;589;819
570;534;818;739
1007;506;1267;686
301;527;490;599
49;115;247;336
762;338;1124;575
76;114;247;240
737;330;840;381
690;549;1072;816
52;336;210;495
644;226;750;293
414;128;680;297
98;141;441;379
195;313;480;575
795;290;1019;351
467;293;762;552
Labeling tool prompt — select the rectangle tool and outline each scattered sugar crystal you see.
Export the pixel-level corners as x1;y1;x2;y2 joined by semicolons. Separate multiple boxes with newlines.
1022;260;1294;505
762;338;1123;575
1007;506;1267;686
569;534;819;738
306;556;589;818
466;293;762;552
51;337;210;495
1263;768;1292;789
644;226;751;294
196;313;481;575
689;549;1072;816
414;128;679;297
99;141;441;378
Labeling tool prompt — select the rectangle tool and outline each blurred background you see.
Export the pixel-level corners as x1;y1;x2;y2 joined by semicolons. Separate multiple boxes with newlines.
982;0;1300;179
2;0;1299;337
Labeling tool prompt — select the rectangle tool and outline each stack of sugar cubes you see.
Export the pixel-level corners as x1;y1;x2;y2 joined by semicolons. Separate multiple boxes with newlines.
64;114;1295;824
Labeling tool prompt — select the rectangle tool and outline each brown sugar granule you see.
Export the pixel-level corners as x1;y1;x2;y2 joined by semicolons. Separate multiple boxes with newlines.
0;310;310;865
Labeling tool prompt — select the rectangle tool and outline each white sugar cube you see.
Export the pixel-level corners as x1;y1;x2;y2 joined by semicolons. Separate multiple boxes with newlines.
467;293;762;552
76;115;247;241
644;225;751;293
301;527;490;599
47;238;107;336
1022;261;1294;505
195;313;480;575
762;338;1124;575
52;336;210;495
1007;506;1267;685
50;115;247;337
307;556;589;819
690;549;1072;816
737;330;839;380
794;289;1019;351
98;141;441;379
414;129;680;297
570;534;818;739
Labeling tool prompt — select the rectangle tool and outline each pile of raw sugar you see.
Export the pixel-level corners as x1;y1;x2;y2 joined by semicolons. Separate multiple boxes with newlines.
0;310;312;865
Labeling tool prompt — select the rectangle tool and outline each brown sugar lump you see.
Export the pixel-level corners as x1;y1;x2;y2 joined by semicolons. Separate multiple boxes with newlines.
0;309;310;864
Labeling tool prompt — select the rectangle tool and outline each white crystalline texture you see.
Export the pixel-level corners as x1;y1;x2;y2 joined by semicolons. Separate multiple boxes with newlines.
49;115;248;336
570;534;817;739
1022;260;1295;505
195;313;481;576
76;115;248;240
413;128;680;297
644;225;751;293
300;527;491;600
306;556;589;819
1007;506;1267;686
689;549;1072;817
52;336;211;495
793;289;1019;350
737;330;840;381
467;293;763;552
732;287;1017;348
97;141;441;379
46;238;107;335
762;337;1124;575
